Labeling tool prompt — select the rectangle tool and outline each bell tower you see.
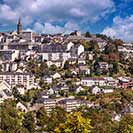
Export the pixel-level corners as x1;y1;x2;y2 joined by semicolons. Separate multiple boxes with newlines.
17;18;22;34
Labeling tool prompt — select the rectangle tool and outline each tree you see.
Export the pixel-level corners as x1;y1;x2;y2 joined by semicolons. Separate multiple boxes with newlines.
113;39;123;46
88;40;100;55
0;64;2;72
66;80;76;91
81;41;90;51
65;70;72;78
104;43;118;54
12;86;20;99
0;100;24;132
77;90;88;96
36;107;48;128
59;90;65;97
96;34;112;41
54;112;92;133
42;38;50;43
49;64;57;72
129;59;133;75
89;109;114;133
85;32;91;37
64;61;70;69
39;80;49;90
19;88;40;103
117;114;133;133
127;124;133;133
47;106;67;132
22;111;35;133
112;62;119;74
36;61;48;77
15;127;29;133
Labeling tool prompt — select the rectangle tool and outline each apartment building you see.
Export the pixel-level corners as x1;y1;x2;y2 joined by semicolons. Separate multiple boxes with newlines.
35;98;57;113
0;70;34;89
81;78;106;87
58;99;81;112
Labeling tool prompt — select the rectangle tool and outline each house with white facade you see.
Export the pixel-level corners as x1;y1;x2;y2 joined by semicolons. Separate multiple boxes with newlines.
103;89;114;93
58;99;81;112
16;102;28;112
81;78;106;87
104;77;118;87
92;86;102;94
76;86;85;94
15;84;25;95
0;70;34;89
35;98;57;113
0;81;13;103
67;42;74;51
77;45;84;56
52;72;61;79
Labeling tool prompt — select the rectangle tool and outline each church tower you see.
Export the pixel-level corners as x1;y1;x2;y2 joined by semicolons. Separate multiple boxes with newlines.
17;18;22;34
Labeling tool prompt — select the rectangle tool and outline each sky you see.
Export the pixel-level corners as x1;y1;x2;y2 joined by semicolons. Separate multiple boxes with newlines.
0;0;133;42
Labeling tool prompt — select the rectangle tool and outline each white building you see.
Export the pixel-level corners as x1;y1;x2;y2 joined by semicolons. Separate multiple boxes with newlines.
22;31;35;42
52;72;61;79
78;45;84;56
0;81;13;103
0;70;34;89
104;77;118;87
36;98;57;113
103;89;114;93
16;102;28;112
47;60;62;67
76;86;85;94
67;42;74;51
58;99;81;112
92;86;102;94
81;78;106;87
43;77;52;84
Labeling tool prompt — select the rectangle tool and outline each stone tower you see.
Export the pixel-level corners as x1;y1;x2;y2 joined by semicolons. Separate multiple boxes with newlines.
17;18;22;34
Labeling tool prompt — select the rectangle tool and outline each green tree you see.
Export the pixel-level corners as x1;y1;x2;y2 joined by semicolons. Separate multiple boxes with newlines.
96;34;112;41
49;64;58;72
37;61;48;77
90;109;115;133
0;64;2;72
112;62;119;74
129;59;133;75
113;39;123;46
0;100;24;133
22;111;36;133
47;106;67;132
85;32;91;37
104;43;118;54
65;70;72;78
89;40;100;54
81;41;90;51
117;114;133;133
64;61;70;69
36;107;48;128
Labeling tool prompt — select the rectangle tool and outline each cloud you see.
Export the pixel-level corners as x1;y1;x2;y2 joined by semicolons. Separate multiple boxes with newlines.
102;15;133;42
33;22;44;33
0;4;18;21
25;28;35;32
43;23;64;34
30;21;80;34
0;0;115;26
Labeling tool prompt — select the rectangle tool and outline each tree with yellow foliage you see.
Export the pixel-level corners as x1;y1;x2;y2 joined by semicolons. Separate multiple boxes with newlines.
54;112;92;133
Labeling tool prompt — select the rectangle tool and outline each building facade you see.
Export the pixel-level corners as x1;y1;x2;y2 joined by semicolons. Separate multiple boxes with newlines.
0;71;34;89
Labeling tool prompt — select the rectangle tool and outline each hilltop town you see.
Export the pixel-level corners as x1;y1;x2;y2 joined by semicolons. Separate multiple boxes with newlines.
0;19;133;132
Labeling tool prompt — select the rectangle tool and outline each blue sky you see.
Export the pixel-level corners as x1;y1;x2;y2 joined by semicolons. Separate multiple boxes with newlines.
0;0;133;42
